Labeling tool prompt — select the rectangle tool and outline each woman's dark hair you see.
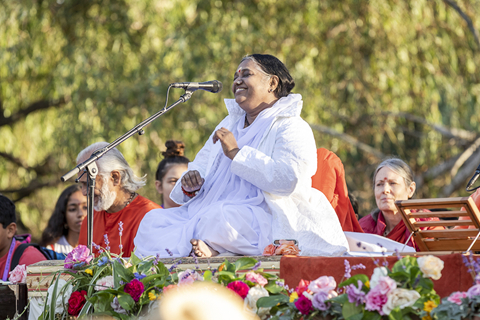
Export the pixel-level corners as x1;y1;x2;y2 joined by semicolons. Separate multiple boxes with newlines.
242;54;295;98
155;140;190;182
39;184;82;247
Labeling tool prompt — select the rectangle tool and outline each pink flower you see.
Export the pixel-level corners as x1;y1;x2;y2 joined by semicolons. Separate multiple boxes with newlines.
374;276;397;295
227;281;250;299
308;276;336;294
163;284;178;294
178;269;204;285
365;287;389;315
95;276;114;291
64;245;93;269
448;291;467;305
124;279;145;302
263;244;276;256
9;264;27;284
467;285;480;299
245;272;268;287
295;279;311;296
295;295;313;315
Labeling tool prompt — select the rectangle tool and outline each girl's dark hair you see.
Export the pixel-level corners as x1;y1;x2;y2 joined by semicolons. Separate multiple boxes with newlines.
39;184;82;247
242;54;295;98
155;140;190;182
0;194;16;228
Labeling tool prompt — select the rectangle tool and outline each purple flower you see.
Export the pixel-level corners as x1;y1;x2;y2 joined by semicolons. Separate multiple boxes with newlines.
352;263;366;271
165;248;173;256
97;256;109;267
252;261;262;271
65;245;93;269
134;272;146;280
154;253;160;265
467;284;480;298
169;259;182;272
346;280;366;306
312;291;331;311
118;221;123;237
104;234;110;251
344;260;352;279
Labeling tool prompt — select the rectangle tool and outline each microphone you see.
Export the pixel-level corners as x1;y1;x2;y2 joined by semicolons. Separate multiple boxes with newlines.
170;80;223;93
466;163;480;192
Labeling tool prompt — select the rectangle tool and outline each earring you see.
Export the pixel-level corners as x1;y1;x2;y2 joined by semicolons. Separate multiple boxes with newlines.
268;88;273;93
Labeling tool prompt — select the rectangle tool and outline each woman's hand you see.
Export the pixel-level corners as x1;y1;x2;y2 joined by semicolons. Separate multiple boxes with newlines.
213;127;240;160
181;170;204;192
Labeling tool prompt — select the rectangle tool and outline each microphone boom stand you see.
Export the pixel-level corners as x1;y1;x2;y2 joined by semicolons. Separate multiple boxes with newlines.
61;89;194;252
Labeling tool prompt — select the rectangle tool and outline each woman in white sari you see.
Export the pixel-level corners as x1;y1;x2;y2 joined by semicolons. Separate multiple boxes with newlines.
134;54;348;258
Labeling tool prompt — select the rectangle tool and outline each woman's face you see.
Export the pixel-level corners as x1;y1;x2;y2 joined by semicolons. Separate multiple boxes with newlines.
156;164;188;209
66;190;87;234
374;167;415;215
232;59;276;115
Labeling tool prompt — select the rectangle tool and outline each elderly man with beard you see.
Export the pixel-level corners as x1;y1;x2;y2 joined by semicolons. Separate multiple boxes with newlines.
76;142;161;256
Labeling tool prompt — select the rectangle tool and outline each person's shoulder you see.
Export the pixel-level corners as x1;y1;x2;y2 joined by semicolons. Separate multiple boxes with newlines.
358;214;375;232
18;245;47;266
133;195;162;212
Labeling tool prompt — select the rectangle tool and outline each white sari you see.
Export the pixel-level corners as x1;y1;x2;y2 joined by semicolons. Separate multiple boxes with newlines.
134;94;349;258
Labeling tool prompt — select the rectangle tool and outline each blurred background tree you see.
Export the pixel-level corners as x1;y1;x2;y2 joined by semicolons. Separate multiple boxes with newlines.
0;0;479;239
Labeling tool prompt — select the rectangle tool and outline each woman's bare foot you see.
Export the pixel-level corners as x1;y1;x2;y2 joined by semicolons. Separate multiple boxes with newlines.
190;239;219;257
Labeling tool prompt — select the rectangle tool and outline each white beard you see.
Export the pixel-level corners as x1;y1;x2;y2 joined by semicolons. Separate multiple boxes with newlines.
94;176;117;211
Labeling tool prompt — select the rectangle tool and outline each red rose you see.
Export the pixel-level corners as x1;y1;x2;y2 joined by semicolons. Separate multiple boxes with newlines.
295;295;313;315
124;279;145;302
226;281;250;299
68;290;87;316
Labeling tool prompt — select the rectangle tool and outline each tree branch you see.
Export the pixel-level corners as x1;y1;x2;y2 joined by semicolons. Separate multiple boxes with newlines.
442;148;480;196
0;152;55;176
0;97;66;127
309;123;385;159
0;179;61;202
382;111;477;141
443;0;480;51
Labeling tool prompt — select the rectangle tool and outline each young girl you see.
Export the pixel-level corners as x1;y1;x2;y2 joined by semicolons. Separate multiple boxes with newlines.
155;140;190;208
40;184;87;253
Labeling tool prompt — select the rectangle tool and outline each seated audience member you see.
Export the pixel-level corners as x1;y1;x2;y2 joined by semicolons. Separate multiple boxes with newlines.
0;194;46;278
155;140;190;209
135;54;348;258
39;185;87;254
312;148;363;232
76;142;161;256
359;158;440;250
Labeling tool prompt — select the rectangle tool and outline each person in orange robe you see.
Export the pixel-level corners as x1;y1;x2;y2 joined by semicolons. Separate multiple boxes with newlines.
311;148;363;233
76;142;161;257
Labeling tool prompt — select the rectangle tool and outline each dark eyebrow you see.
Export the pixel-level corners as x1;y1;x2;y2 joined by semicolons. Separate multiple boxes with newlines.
233;68;252;79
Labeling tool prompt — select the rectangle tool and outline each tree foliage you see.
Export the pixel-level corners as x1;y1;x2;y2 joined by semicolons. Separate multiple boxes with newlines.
0;0;479;237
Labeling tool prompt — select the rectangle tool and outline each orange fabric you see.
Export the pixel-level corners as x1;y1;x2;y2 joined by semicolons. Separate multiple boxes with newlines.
0;240;46;273
280;253;473;299
457;189;480;229
78;195;161;257
311;148;363;233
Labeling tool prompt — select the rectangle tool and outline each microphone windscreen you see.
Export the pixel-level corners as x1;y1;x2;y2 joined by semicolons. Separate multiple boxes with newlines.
212;80;223;93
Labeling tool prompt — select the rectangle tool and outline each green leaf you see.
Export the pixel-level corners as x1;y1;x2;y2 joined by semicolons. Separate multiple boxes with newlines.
338;274;370;288
223;259;236;273
234;257;258;271
264;280;286;294
362;310;382;320
117;293;135;311
257;294;289;308
113;260;134;287
342;301;363;319
203;270;212;281
129;253;142;266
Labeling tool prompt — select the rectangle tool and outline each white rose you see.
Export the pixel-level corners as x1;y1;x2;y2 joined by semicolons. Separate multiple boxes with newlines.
370;267;388;289
46;279;73;314
417;255;444;280
244;285;269;317
382;288;420;315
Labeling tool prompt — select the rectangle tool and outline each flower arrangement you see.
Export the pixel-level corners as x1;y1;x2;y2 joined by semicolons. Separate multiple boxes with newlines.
263;240;300;256
430;253;480;320
256;254;444;320
40;225;287;319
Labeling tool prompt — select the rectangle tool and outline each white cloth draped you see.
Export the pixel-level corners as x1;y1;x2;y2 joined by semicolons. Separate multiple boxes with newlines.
134;94;349;258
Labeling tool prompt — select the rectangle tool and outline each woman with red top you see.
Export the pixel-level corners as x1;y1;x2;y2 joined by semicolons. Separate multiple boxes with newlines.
359;158;440;250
